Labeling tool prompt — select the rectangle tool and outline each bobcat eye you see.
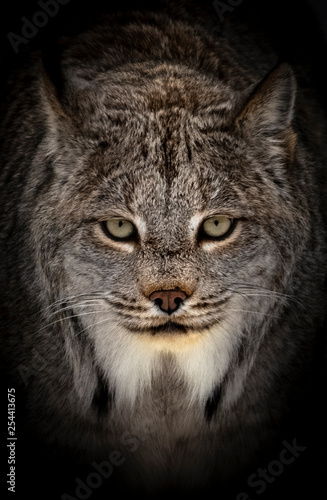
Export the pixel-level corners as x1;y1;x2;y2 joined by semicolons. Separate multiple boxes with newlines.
101;218;137;241
200;215;235;240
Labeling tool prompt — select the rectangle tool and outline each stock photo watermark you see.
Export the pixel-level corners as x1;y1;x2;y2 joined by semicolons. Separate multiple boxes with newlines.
7;389;16;493
212;0;245;22
7;0;71;54
17;347;48;386
61;411;162;498
61;413;157;498
61;450;125;500
235;438;307;499
15;353;307;498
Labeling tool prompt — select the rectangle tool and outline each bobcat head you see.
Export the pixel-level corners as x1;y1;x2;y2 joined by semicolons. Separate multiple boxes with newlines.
36;44;307;410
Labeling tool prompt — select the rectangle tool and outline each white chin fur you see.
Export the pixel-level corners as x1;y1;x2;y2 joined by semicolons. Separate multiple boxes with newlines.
85;314;242;409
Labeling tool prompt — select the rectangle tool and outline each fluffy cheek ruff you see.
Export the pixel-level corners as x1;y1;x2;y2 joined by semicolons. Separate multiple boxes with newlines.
79;304;248;410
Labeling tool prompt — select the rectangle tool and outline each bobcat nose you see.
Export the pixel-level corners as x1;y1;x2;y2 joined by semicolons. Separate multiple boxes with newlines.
149;289;187;315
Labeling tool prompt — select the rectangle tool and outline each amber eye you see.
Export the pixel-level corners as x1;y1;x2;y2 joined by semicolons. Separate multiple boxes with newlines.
101;218;137;241
200;216;235;240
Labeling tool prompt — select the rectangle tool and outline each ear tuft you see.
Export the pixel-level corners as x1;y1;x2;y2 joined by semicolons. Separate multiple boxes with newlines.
236;62;296;137
40;43;72;123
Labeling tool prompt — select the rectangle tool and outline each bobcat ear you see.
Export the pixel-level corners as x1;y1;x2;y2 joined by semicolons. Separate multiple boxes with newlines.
40;44;72;125
236;62;296;136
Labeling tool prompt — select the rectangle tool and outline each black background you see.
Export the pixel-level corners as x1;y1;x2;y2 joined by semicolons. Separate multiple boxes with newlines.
1;0;327;82
1;0;327;51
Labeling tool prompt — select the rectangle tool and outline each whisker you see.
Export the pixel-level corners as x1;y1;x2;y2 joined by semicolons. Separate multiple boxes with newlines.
39;292;138;323
70;315;118;342
227;308;282;320
35;309;112;334
36;293;107;317
227;283;304;307
226;287;305;318
46;300;106;320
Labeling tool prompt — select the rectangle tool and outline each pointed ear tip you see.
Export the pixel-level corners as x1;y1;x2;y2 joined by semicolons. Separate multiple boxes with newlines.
278;61;293;74
276;62;296;88
235;61;297;135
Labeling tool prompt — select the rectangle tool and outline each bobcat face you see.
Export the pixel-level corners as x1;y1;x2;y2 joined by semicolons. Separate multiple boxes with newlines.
33;61;307;408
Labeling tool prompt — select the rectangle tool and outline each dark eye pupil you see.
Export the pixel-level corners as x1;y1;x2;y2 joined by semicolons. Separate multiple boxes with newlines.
118;221;123;227
214;220;218;226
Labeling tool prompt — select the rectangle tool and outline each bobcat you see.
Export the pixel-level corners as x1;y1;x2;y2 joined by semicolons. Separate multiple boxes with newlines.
1;0;326;498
